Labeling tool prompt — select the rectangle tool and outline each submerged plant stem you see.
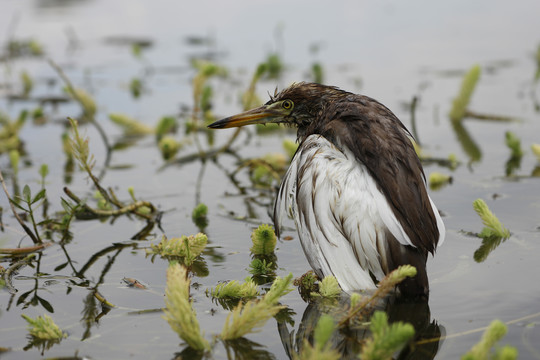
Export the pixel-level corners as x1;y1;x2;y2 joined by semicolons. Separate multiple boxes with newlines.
0;169;41;244
48;58;112;178
64;187;155;220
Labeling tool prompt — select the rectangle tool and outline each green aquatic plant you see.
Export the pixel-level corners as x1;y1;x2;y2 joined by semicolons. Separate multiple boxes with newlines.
147;233;208;265
428;172;452;190
155;116;178;140
68;118;96;173
8;39;44;57
294;271;319;297
12;185;47;244
220;273;293;340
109;113;154;135
21;70;33;97
311;62;324;84
250;224;277;255
504;131;523;158
461;320;517;360
312;275;340;299
449;64;481;122
192;203;208;229
359;311;415;360
207;277;259;299
158;135;182;160
9;150;20;177
472;199;510;239
130;78;142;98
65;118;156;220
339;265;417;327
38;165;49;187
264;53;284;79
164;263;210;351
248;258;274;276
21;314;66;340
295;314;340;360
0;110;27;140
65;87;97;118
532;144;540;161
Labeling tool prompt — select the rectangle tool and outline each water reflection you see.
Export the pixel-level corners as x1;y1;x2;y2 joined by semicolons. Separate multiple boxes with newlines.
278;295;443;359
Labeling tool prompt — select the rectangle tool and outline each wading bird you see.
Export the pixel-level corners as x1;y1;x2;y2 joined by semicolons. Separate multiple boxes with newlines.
209;82;445;297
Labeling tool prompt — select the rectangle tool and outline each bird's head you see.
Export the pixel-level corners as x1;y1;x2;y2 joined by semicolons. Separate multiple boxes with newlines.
208;82;345;130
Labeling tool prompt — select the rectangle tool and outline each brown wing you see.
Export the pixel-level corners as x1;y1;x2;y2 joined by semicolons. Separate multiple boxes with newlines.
307;94;440;254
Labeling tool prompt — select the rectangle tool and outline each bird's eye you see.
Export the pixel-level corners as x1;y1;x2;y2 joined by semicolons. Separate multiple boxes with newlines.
282;100;294;110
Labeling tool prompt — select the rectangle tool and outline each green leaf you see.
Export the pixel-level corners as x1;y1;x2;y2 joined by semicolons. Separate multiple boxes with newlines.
37;295;54;313
60;198;73;213
39;164;49;180
23;184;32;203
31;188;46;204
54;262;69;271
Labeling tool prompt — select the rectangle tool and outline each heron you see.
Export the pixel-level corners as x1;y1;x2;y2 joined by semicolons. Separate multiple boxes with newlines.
209;82;445;297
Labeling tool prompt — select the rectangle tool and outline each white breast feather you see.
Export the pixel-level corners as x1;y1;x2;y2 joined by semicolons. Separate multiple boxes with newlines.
274;135;444;291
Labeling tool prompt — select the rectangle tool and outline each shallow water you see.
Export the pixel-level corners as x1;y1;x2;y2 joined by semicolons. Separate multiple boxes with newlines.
1;1;540;359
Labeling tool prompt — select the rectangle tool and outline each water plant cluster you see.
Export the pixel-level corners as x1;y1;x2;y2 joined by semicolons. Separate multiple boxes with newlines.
1;30;538;359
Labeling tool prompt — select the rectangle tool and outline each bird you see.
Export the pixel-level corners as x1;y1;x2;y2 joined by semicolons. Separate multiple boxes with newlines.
208;82;445;297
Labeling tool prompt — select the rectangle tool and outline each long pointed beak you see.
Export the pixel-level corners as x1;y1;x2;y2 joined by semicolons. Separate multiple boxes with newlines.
208;105;279;129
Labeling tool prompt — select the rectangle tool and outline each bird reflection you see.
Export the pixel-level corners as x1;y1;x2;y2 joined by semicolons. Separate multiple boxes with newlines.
277;294;443;360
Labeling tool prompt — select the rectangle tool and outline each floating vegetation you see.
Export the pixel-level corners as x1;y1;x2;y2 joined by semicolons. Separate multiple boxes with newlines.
147;233;208;265
64;87;97;118
8;149;19;176
248;153;288;186
21;71;33;97
130;78;142;98
339;265;417;327
207;277;259;299
250;224;277;255
449;64;481;122
295;314;340;360
248;258;274;276
472;199;510;262
0;109;27;141
21;314;66;340
155;116;178;140
312;275;340;299
7;39;44;57
192;203;209;229
358;311;415;360
158;135;182;160
0;23;537;359
504;131;523;158
294;271;319;298
264;53;284;79
109;113;154;135
532;144;540;161
164;263;210;351
428;172;452;190
472;199;510;240
311;62;324;84
220;273;293;340
461;320;517;360
64;118;157;221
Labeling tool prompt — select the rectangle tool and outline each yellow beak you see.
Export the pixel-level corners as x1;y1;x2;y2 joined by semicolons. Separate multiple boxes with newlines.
208;105;281;129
